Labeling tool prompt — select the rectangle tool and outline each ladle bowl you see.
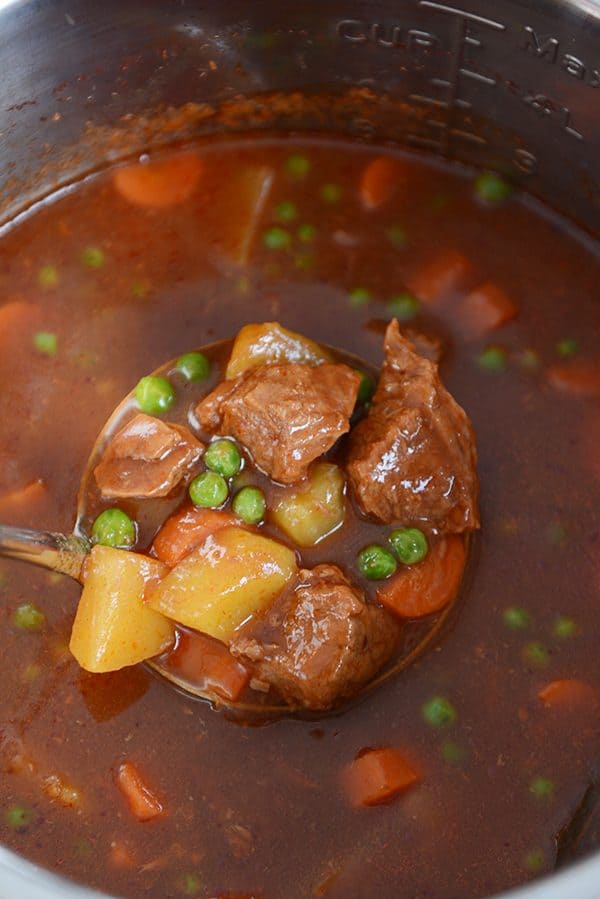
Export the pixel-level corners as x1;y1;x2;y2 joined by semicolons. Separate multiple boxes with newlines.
0;338;468;717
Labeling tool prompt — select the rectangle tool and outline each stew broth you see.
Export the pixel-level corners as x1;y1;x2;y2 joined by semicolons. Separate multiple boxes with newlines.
0;137;599;898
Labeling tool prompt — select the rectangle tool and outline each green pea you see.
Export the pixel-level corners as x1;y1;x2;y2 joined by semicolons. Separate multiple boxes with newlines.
176;351;210;382
553;615;577;639
135;375;175;415
297;223;316;243
386;225;407;249
92;509;136;549
422;695;457;728
475;172;513;204
12;603;45;632
523;849;545;873
204;439;242;478
285;155;310;178
294;253;314;272
4;803;34;832
557;337;578;358
518;349;540;370
502;606;531;630
131;279;149;299
349;287;371;308
80;246;105;268
441;740;466;764
356;545;397;580
478;346;507;372
181;872;202;896
546;522;568;546
189;472;228;508
389;528;429;565
431;193;450;211
38;265;59;288
320;183;342;203
355;371;374;405
522;641;549;667
33;332;58;356
263;227;291;250
387;293;420;321
275;201;297;222
232;487;266;525
529;776;554;799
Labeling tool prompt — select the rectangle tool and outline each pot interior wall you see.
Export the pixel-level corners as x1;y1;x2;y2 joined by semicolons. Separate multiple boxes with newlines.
0;0;598;236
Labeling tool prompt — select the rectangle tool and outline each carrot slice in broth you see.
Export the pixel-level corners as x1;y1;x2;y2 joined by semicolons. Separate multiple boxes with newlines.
152;506;242;568
547;361;600;398
115;761;165;822
359;156;406;210
113;153;202;209
377;535;466;619
458;281;518;338
343;747;420;806
166;630;250;703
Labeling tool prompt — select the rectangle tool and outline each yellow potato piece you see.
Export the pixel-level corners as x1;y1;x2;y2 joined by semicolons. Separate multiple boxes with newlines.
226;321;332;379
147;526;297;642
272;463;346;547
70;546;174;673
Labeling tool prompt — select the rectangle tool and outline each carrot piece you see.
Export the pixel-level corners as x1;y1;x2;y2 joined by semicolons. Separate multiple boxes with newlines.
343;747;420;807
458;281;518;339
538;679;598;710
547;361;600;398
113;153;202;208
359;156;406;210
377;535;466;619
0;480;49;527
109;841;136;868
166;630;250;702
115;761;165;822
153;506;241;568
407;250;474;305
0;300;42;356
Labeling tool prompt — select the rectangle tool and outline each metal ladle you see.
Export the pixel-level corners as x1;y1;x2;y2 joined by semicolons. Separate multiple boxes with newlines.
0;340;465;717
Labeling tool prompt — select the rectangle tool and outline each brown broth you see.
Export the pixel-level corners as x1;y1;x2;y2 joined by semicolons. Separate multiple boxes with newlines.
0;136;599;899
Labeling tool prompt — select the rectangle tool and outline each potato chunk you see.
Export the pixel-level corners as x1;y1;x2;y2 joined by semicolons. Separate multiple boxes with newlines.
70;546;174;673
226;321;332;379
271;463;346;546
147;526;297;642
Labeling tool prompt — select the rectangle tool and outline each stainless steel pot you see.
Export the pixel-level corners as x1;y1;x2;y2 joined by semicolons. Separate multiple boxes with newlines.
0;1;598;897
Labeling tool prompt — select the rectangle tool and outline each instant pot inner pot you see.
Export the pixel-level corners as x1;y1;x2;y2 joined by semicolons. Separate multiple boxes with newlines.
0;0;598;897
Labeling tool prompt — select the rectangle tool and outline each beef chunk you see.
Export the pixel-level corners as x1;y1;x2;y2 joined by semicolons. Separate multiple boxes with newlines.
347;320;479;532
230;564;401;710
196;363;360;484
94;413;203;498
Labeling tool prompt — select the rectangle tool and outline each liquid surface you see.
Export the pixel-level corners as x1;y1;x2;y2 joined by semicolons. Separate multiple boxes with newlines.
0;137;599;899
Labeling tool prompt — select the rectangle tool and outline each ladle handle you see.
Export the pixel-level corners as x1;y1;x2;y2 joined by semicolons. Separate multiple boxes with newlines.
0;525;89;581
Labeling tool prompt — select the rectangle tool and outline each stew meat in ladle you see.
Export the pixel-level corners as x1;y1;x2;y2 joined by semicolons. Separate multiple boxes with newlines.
0;137;598;899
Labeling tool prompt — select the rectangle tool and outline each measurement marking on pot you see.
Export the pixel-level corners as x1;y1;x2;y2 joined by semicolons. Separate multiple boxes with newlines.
418;1;505;31
408;1;505;154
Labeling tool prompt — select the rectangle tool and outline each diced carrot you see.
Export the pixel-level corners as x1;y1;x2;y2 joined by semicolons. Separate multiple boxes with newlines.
547;361;600;398
166;630;250;702
457;281;518;339
113;152;202;208
0;480;49;527
0;300;42;356
343;747;420;807
377;535;466;619
109;841;136;868
115;761;165;822
359;156;406;210
152;506;242;568
407;250;474;305
538;678;598;710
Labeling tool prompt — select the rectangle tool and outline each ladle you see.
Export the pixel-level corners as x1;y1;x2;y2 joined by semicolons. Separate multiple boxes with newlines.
0;338;464;716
